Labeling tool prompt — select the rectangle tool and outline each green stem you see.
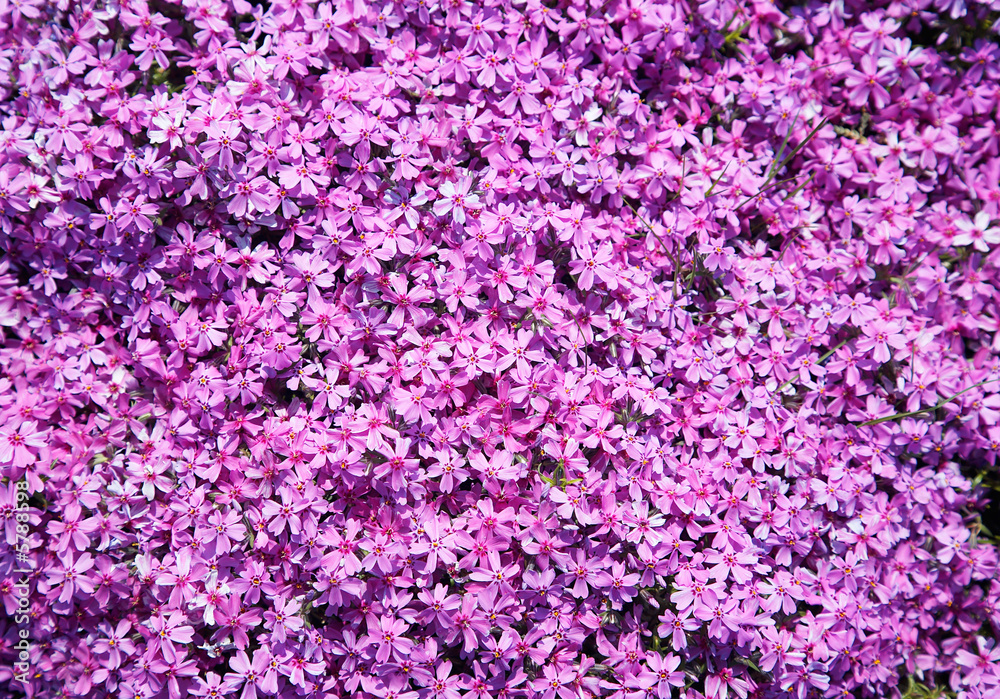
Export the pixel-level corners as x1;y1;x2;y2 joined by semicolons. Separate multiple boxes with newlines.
622;199;683;299
704;160;731;198
724;19;753;46
738;117;829;209
861;377;999;426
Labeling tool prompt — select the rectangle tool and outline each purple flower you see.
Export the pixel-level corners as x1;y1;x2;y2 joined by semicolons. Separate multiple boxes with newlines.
4;2;1000;698
366;615;415;663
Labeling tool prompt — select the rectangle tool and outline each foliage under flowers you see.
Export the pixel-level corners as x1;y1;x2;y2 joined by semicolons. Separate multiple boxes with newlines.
2;0;1000;698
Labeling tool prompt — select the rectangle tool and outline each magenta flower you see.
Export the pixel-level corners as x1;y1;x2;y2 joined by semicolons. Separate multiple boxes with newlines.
530;663;577;699
92;619;136;670
4;3;1000;699
469;550;521;594
46;551;95;604
197;509;247;557
190;672;228;698
0;420;46;469
956;636;1000;686
227;174;275;218
568;243;614;291
366;615;415;663
844;55;892;109
263;596;304;643
148;611;194;662
954;211;1000;252
261;486;307;536
224;649;271;699
857;319;907;363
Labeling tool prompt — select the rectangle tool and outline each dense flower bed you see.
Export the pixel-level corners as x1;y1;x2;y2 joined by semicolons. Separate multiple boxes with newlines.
2;0;1000;697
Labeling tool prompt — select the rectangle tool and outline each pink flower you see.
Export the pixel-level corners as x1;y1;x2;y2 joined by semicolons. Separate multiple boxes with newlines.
263;596;304;643
366;615;414;663
954;211;1000;252
531;663;577;699
224;649;271;699
148;611;194;662
857;319;907;363
433;178;481;224
844;55;892;108
955;636;1000;686
0;420;46;469
569;243;614;290
93;620;136;670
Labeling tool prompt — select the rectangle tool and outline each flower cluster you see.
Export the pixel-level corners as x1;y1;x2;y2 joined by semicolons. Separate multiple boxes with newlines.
2;0;1000;698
